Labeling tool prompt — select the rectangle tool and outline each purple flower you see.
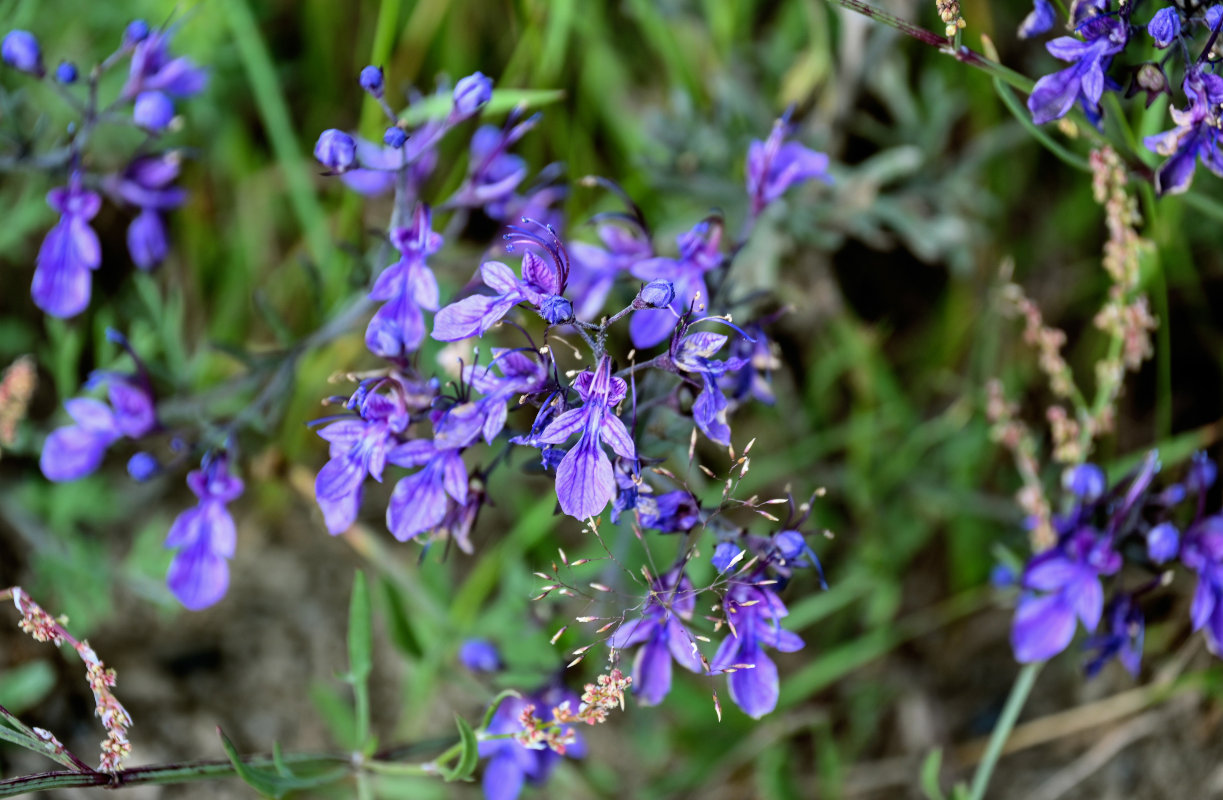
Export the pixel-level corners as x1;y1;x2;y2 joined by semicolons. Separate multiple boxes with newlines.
314;380;415;534
746;115;831;217
366;205;442;358
383;126;407;148
629;220;723;349
536;357;636;519
133;91;175;130
386;403;482;541
459;639;502;672
711;580;803;718
432;229;567;341
2;30;43;76
1019;0;1057;38
637;490;701;533
1188;451;1218;494
359;65;384;98
40;374;154;482
1027;12;1128;125
1148;7;1181;48
1146;70;1223;196
122;29;207;98
607;569;703;705
1010;527;1121;663
674;331;747;445
127;210;169;270
165;454;243;610
447;112;540;212
722;323;780;405
314;129;357;173
1182;516;1223;652
127;451;159;481
123;20;150;47
567;224;653;321
453;71;493;117
464;348;550;443
478;687;584;800
31;178;102;318
1083;594;1143;676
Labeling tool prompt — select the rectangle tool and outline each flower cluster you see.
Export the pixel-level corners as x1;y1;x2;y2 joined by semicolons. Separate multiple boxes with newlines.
1020;0;1223;194
308;62;832;798
36;330;245;611
1008;452;1223;675
2;22;204;315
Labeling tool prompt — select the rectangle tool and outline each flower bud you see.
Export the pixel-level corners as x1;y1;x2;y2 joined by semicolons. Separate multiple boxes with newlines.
1147;522;1179;564
128;210;168;270
359;65;384;99
1188;452;1217;494
538;294;574;324
712;542;742;573
774;530;806;560
637;279;675;309
2;30;43;77
124;20;150;47
458;639;502;672
452;71;492;116
1062;463;1105;502
133;91;174;131
127;452;160;482
314;129;356;173
55;61;77;84
383;126;408;148
1147;7;1180;48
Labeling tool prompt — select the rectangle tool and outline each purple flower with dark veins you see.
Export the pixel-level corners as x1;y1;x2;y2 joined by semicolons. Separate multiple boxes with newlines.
711;578;803;719
164;453;243;610
1144;69;1223;196
674;331;747;446
1027;10;1127;125
31;177;102;318
630;220;723;349
1010;527;1121;662
313;379;416;534
432;221;570;341
536;357;636;519
366;205;442;358
386;402;482;541
746;113;831;218
607;569;703;705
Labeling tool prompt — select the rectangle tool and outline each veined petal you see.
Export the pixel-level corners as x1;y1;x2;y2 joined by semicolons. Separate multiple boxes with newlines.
554;433;614;519
167;544;230;610
387;465;450;541
537;407;587;445
1011;592;1076;662
480;261;520;294
387;439;437;468
633;636;674;706
607;616;657;650
600;411;636;459
629;306;679;349
442;452;468;504
432;294;499;342
727;644;779;719
664;617;704;673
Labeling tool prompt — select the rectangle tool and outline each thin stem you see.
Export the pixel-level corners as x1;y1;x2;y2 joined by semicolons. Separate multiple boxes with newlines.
825;0;1034;93
967;661;1042;800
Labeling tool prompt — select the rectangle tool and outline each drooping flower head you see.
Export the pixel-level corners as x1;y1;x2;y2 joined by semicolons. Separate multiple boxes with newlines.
673;330;748;445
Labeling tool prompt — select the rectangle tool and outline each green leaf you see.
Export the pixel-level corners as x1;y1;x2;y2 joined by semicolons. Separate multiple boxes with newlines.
380;578;422;659
0;661;54;715
348;571;373;683
920;748;946;800
218;728;348;798
441;714;480;783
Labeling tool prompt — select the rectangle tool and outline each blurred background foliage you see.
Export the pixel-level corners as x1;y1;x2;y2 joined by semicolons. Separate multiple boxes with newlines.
3;0;1223;797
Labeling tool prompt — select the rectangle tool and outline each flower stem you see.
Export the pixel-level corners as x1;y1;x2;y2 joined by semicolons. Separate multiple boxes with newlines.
824;0;1034;92
967;661;1042;800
